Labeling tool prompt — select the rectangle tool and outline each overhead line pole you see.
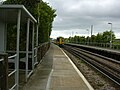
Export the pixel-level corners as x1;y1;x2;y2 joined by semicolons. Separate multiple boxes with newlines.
90;25;93;44
91;25;93;37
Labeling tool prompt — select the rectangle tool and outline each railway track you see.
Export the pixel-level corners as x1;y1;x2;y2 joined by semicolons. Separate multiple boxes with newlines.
63;44;120;86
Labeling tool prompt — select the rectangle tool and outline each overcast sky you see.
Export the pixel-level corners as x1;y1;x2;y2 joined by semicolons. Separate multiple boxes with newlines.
43;0;120;39
1;0;120;39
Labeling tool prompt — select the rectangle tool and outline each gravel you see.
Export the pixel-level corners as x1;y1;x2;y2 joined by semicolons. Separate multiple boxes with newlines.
63;49;120;90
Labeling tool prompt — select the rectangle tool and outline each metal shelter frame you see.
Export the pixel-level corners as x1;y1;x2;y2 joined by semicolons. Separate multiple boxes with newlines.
0;5;38;90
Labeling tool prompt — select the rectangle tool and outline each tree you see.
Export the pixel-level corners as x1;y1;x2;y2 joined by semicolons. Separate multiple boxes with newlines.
38;1;56;42
90;35;96;42
96;33;103;43
102;30;115;43
80;36;86;43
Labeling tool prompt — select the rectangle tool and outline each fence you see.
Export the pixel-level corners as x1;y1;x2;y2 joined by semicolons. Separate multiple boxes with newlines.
72;42;120;50
0;53;8;90
37;42;50;63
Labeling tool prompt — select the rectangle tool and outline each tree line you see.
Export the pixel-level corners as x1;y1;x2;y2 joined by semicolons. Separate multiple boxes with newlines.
66;30;116;44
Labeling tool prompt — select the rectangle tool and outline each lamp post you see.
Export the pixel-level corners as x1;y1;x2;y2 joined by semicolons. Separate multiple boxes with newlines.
108;23;112;48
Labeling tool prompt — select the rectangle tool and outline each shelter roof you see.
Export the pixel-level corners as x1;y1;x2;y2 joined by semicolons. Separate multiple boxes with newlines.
0;5;37;23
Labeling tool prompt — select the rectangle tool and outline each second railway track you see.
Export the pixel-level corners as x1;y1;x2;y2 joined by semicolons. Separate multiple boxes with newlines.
63;44;120;86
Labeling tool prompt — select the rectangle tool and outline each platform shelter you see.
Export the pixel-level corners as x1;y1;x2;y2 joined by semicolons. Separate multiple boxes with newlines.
0;5;38;90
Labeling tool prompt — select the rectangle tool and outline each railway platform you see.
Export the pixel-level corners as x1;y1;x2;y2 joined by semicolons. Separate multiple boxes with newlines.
22;44;93;90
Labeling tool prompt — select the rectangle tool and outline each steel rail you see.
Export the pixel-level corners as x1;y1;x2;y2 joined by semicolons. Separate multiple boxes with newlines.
72;47;120;73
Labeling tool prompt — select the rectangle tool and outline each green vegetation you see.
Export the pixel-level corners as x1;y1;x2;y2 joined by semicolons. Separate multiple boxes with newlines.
67;31;116;44
65;30;120;49
3;0;56;50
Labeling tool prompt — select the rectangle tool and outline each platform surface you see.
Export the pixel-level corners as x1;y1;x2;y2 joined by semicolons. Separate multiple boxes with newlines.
22;44;92;90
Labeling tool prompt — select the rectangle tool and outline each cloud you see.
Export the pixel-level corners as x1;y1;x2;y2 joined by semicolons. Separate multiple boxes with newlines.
43;0;120;38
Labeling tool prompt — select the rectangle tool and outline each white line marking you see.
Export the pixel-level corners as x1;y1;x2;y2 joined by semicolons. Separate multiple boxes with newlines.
60;48;94;90
46;69;53;90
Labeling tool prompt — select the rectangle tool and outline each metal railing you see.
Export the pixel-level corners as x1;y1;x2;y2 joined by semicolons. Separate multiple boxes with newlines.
7;51;35;82
37;42;50;62
8;54;18;90
7;49;39;82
